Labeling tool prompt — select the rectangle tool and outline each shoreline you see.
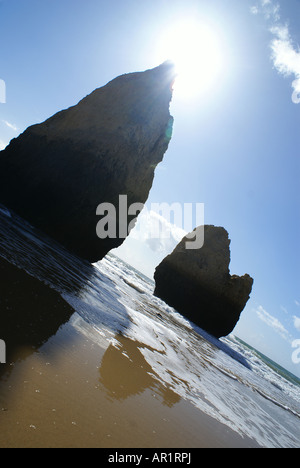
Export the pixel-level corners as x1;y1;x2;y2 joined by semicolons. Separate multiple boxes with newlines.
0;313;260;449
0;236;298;448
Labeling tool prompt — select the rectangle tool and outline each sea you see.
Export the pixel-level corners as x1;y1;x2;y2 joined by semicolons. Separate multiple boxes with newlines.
0;204;299;448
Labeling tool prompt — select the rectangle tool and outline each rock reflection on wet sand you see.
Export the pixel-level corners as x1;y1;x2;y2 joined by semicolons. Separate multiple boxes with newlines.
99;334;181;407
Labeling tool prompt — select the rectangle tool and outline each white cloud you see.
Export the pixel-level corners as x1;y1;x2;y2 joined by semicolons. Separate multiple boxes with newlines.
256;305;290;340
295;300;300;307
293;315;300;332
250;0;280;21
2;120;18;132
113;208;188;278
0;139;7;150
270;25;300;104
263;0;280;21
130;208;187;254
251;0;300;103
250;6;259;15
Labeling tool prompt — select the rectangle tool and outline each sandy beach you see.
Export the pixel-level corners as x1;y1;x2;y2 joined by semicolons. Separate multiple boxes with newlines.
0;211;299;449
0;314;260;448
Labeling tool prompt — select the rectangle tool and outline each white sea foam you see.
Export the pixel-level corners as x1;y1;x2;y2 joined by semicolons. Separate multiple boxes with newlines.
0;208;299;447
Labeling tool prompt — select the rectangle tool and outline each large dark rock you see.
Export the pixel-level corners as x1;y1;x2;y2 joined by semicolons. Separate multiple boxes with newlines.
0;62;175;262
154;225;253;338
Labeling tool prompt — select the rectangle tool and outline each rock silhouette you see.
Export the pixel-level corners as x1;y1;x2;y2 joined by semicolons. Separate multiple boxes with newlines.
0;62;175;262
154;225;253;338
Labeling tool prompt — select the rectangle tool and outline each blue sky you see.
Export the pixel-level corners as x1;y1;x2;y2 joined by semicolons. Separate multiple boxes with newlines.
0;0;299;376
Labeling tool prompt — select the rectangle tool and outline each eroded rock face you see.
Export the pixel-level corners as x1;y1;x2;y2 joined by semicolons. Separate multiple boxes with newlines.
0;62;175;262
154;225;253;338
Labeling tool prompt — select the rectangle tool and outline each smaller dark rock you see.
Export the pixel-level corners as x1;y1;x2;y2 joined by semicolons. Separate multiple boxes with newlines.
154;225;253;338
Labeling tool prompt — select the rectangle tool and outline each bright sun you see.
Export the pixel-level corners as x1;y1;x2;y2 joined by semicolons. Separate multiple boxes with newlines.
158;20;223;98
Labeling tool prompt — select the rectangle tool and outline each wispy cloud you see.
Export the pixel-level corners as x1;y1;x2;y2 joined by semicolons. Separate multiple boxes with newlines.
293;315;300;332
130;209;187;254
256;305;290;340
251;0;300;103
114;208;188;278
2;120;18;132
250;6;259;15
263;0;280;21
270;24;300;103
250;0;280;20
0;139;7;151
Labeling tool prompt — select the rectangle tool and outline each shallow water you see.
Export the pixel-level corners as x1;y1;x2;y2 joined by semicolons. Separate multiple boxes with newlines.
0;206;299;448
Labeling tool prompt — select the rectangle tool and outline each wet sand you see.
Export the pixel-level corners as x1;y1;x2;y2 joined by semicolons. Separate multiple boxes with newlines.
0;313;260;448
1;209;299;448
0;245;261;448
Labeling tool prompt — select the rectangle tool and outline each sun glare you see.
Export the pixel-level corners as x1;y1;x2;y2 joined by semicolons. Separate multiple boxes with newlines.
157;20;223;98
